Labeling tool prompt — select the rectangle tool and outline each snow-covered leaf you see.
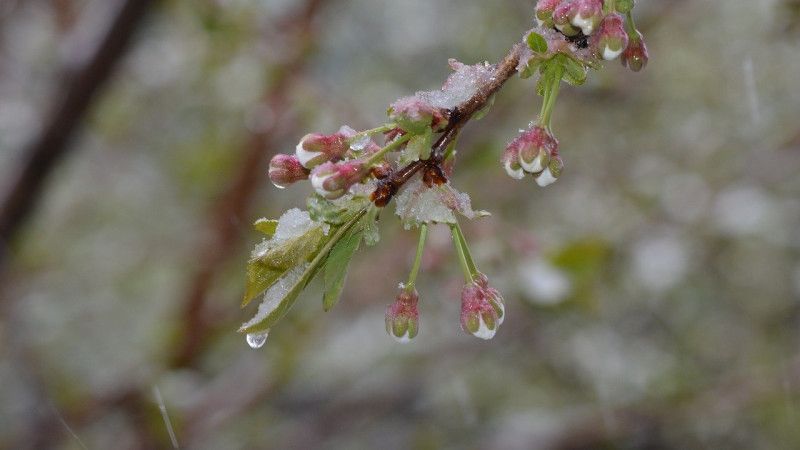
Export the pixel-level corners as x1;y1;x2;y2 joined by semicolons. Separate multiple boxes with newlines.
322;227;363;311
394;178;488;229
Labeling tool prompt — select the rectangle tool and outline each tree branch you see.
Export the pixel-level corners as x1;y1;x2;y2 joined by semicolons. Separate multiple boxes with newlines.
371;43;524;207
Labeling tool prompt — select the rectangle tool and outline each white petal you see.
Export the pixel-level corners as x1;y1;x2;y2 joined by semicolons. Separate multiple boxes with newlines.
296;142;324;168
602;46;623;61
572;14;596;35
310;172;334;196
504;159;525;180
535;167;559;187
520;153;545;174
472;316;497;340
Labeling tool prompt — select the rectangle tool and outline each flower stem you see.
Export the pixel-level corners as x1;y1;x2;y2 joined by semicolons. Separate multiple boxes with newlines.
624;11;639;39
364;133;413;168
405;224;428;290
351;124;394;141
450;221;479;282
538;67;563;130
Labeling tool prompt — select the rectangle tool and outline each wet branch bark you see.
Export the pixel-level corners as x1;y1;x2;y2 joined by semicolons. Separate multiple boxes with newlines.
371;43;524;207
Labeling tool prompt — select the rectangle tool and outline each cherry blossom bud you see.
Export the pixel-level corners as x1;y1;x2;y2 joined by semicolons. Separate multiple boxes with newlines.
385;287;420;343
310;160;366;200
554;0;604;36
268;154;309;188
460;281;501;340
295;131;350;169
389;96;448;134
514;126;558;174
621;30;649;72
535;0;562;28
592;14;629;61
534;154;564;187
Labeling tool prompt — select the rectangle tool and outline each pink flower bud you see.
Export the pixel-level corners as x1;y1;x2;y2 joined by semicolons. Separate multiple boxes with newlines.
309;160;366;200
389;96;447;134
460;276;504;340
511;126;558;175
295;131;350;169
554;0;604;36
535;0;563;27
621;30;649;72
385;287;420;343
268;154;309;188
592;13;629;61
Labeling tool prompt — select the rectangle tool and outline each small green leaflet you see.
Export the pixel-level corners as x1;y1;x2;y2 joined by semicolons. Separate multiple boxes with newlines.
526;31;548;54
322;226;363;311
253;218;278;236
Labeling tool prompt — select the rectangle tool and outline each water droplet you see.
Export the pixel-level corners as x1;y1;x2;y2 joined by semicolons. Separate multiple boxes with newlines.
271;181;287;190
350;134;371;152
246;331;269;349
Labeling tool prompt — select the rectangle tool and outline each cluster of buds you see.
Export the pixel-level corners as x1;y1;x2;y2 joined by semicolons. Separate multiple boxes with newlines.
460;273;505;340
534;0;648;68
385;286;420;343
502;125;563;187
294;126;356;169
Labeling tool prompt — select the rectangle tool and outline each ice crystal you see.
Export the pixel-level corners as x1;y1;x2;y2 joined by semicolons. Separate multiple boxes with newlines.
394;179;487;229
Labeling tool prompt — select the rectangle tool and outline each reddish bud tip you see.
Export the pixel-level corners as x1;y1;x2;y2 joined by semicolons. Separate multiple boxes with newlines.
268;154;310;188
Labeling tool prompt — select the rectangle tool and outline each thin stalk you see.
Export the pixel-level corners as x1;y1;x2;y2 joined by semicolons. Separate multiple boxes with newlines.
350;124;394;141
624;11;639;39
364;133;412;168
539;68;563;130
453;221;479;277
450;225;473;282
405;224;428;290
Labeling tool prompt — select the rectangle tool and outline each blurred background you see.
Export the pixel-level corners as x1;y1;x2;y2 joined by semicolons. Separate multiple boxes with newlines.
1;0;799;448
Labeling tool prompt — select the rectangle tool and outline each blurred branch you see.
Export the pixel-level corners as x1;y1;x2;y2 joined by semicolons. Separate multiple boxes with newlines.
169;0;328;369
0;0;158;272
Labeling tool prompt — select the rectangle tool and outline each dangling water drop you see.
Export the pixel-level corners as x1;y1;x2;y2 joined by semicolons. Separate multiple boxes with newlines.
350;134;371;152
246;331;269;349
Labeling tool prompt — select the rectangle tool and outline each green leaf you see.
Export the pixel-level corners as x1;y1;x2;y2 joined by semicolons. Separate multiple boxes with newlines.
536;59;560;96
242;226;325;306
307;195;350;225
400;128;432;165
526;31;548;53
242;262;287;307
253;218;278;236
259;227;324;270
239;209;368;334
560;56;587;86
322;227;363;311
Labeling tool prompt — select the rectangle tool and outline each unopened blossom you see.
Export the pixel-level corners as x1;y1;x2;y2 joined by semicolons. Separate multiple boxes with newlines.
554;0;604;37
535;0;563;28
295;127;355;169
592;13;629;61
621;30;649;72
475;272;505;325
385;286;420;343
389;96;448;134
460;276;504;340
503;125;560;183
268;154;309;188
310;160;366;200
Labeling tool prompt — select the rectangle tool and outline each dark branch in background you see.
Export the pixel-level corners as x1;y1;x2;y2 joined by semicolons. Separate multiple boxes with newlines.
169;0;327;369
371;43;524;207
0;0;158;272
